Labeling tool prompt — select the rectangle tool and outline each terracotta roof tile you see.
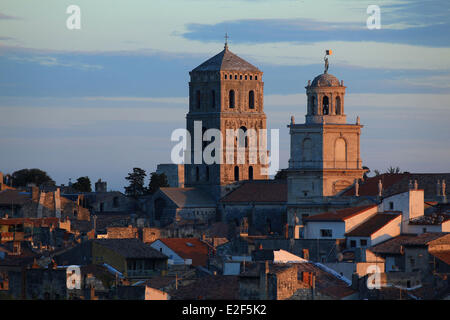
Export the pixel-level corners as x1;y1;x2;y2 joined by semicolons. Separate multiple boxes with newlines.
168;275;239;300
346;213;401;237
304;205;377;222
192;47;260;72
157;238;211;267
94;239;167;259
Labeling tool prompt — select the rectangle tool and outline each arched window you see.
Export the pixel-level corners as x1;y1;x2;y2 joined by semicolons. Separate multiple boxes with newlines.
255;76;258;80
322;96;329;115
335;138;347;163
234;166;239;181
211;90;216;108
249;90;255;109
249;166;253;180
196;90;201;109
205;166;210;181
229;90;235;108
224;74;227;80
238;126;248;148
335;96;341;115
311;96;316;115
195;167;200;181
302;138;312;161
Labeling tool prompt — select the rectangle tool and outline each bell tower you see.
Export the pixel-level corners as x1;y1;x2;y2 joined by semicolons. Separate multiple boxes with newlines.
185;41;268;199
287;52;366;210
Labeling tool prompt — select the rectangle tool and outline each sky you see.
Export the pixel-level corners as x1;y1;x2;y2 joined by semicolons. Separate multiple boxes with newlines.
0;0;449;191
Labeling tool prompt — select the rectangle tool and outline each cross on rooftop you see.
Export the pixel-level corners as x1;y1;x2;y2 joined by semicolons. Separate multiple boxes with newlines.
224;33;229;49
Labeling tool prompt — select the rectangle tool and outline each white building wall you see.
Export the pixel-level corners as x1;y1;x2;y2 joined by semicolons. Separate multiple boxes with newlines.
304;221;345;239
379;190;424;234
370;215;402;246
344;206;378;232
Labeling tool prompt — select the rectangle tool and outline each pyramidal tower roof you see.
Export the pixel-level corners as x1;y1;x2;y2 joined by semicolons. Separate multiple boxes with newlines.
192;45;261;72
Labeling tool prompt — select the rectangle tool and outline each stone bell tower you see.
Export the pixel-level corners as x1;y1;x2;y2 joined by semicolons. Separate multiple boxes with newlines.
185;40;268;200
286;52;366;217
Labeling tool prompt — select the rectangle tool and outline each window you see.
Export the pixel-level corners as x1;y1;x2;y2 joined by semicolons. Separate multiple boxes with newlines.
240;75;242;80
235;75;237;80
238;126;247;148
360;239;367;247
255;76;258;80
249;166;253;180
195;167;200;181
196;90;201;109
234;166;239;181
350;240;356;248
224;74;227;79
310;96;316;115
320;229;332;237
335;96;341;115
389;202;394;210
249;90;255;109
113;197;119;208
322;96;329;115
245;75;247;80
250;75;253;80
99;202;104;212
211;90;215;108
229;90;235;108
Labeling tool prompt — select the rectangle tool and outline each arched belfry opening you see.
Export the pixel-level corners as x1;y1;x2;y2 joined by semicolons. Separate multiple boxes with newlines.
322;96;329;115
249;166;254;180
335;96;341;115
229;90;235;108
310;96;316;115
238;126;248;148
196;90;201;109
234;166;239;181
249;90;255;109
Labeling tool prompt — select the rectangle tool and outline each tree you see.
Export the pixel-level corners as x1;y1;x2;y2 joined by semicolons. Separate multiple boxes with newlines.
386;166;401;174
373;169;381;177
11;168;55;188
124;168;147;199
72;176;92;192
148;172;169;194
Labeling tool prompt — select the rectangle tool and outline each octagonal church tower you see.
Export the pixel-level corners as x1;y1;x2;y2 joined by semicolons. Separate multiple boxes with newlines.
287;57;366;220
185;43;268;200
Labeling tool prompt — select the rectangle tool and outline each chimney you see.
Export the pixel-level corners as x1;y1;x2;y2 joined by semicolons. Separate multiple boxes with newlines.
442;180;446;196
302;248;310;260
378;180;383;197
437;180;441;196
414;180;418;190
355;179;359;197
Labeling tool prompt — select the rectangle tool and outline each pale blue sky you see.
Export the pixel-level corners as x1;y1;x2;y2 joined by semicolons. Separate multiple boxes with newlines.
0;0;449;191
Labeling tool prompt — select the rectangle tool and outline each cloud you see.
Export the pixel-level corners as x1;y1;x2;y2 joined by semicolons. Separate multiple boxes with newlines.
0;12;20;20
8;55;103;70
182;18;450;48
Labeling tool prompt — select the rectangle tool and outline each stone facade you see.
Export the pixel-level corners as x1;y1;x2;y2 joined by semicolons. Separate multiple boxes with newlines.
287;71;367;223
185;44;268;200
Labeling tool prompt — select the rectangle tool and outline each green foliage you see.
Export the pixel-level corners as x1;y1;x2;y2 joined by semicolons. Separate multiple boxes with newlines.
148;172;169;194
72;176;92;192
124;167;147;199
11;168;55;188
